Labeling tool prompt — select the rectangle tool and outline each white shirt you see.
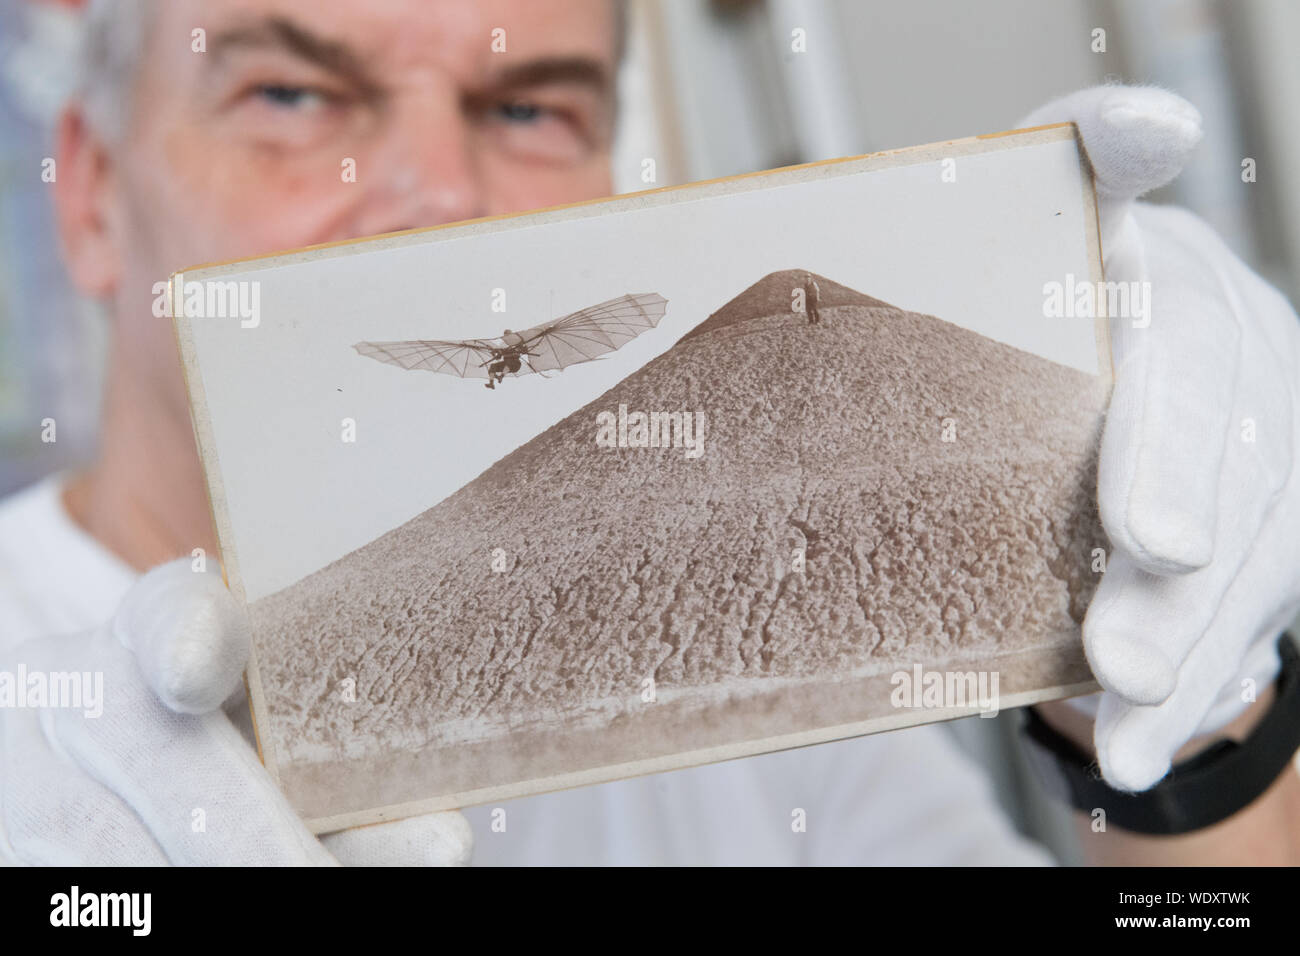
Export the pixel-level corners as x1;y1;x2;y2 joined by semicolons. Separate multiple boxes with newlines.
0;475;1053;865
0;475;135;654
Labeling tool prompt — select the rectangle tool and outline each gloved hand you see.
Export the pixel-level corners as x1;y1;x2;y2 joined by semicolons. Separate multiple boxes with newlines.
0;559;472;865
1020;86;1300;790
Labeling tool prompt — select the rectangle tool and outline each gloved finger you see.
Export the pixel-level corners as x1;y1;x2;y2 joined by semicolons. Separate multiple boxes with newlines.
1;700;168;866
1016;85;1202;250
1083;552;1181;703
1094;535;1298;789
1094;634;1278;792
321;811;474;866
1086;434;1274;707
112;558;249;714
49;625;335;866
1096;207;1244;576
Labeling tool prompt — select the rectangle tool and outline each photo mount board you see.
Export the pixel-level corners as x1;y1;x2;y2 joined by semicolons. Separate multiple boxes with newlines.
173;123;1110;833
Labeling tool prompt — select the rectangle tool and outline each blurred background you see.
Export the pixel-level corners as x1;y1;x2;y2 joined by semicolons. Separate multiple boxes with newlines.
2;0;1297;863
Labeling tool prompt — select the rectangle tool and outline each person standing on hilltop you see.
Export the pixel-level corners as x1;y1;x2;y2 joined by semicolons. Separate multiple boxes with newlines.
804;272;822;325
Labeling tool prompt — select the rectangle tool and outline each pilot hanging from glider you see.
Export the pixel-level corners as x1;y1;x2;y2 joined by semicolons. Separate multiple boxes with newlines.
485;329;527;389
353;292;669;391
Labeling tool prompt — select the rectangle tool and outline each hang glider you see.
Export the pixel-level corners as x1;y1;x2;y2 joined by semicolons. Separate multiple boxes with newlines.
353;292;669;388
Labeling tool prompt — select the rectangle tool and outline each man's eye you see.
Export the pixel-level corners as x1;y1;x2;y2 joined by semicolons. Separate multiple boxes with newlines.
255;84;327;111
474;94;598;164
497;101;543;123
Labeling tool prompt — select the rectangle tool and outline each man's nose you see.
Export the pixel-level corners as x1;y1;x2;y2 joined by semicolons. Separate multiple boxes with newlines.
350;93;487;236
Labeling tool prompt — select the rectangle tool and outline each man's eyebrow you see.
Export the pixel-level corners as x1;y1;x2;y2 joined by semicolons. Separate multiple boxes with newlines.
484;57;614;93
207;17;379;96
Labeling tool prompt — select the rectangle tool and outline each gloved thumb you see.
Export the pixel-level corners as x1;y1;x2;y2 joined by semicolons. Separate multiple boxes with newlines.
111;557;249;714
1017;85;1202;252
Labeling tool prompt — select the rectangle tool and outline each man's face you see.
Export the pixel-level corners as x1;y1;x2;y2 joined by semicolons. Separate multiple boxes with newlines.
77;0;618;417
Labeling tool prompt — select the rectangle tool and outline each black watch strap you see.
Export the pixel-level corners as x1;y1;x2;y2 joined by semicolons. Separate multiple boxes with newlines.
1021;632;1300;835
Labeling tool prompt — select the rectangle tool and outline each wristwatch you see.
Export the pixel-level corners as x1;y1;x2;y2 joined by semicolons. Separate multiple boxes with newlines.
1020;632;1300;835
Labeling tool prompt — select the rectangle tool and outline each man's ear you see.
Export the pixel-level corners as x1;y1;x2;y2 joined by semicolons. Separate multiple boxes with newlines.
52;104;122;299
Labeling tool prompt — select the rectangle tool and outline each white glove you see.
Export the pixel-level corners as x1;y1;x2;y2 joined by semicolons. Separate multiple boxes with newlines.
1020;86;1300;790
0;559;473;866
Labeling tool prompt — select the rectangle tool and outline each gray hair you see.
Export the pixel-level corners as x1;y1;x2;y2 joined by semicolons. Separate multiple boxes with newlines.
77;0;156;140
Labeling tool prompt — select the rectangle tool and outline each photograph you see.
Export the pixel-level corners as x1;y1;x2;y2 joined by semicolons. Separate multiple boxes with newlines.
172;126;1111;828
